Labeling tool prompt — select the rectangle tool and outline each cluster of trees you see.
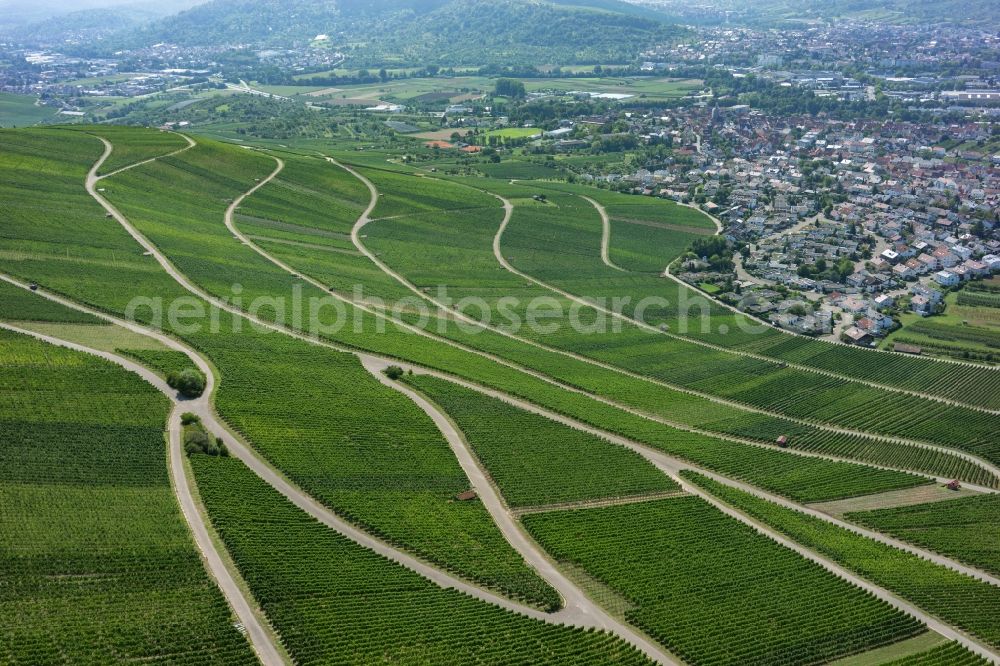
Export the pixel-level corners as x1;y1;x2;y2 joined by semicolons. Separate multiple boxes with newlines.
796;256;856;282
686;236;734;271
494;79;526;99
180;412;229;457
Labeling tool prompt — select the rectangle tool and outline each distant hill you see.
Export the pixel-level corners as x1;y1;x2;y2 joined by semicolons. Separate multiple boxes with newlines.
0;0;201;38
630;0;998;27
118;0;686;65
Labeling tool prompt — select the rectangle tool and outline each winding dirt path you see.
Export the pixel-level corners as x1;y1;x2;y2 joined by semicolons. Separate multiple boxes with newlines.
493;193;1000;416
0;277;616;628
584;195;628;273
94;131;196;180
0;320;287;666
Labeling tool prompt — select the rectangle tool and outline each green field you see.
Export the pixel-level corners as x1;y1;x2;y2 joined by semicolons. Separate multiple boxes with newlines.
882;288;1000;363
847;493;1000;577
523;76;702;100
0;93;60;128
687;472;1000;650
404;373;678;507
192;454;651;664
524;497;923;664
486;126;542;139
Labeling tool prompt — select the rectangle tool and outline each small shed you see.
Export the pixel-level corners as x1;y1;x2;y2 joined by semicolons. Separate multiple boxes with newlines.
455;490;478;501
776;435;789;448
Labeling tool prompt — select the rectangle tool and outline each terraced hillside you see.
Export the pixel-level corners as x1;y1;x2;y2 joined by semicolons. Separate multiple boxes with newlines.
2;124;998;665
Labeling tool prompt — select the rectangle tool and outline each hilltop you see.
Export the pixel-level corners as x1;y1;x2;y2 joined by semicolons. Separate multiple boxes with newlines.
116;0;686;65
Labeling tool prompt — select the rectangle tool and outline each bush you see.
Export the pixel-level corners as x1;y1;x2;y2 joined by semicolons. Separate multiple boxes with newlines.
167;368;207;398
183;424;228;457
384;365;405;380
180;412;200;425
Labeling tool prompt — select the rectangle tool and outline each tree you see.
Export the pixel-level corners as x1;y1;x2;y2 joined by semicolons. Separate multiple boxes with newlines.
384;365;405;380
167;368;206;398
495;78;526;99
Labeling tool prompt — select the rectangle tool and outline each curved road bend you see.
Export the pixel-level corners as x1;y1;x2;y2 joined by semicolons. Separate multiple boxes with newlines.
0;322;286;666
0;308;1000;663
1;298;676;665
582;195;628;273
357;356;1000;586
361;357;667;645
92;130;196;181
85;138;1000;548
336;172;999;486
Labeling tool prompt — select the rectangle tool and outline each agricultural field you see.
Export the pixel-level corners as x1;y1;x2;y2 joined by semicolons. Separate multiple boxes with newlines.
524;497;924;665
0;328;253;664
192;454;651;665
486;126;543;139
846;493;1000;577
686;472;1000;650
522;76;703;100
92;125;191;175
403;373;678;507
0;93;59;127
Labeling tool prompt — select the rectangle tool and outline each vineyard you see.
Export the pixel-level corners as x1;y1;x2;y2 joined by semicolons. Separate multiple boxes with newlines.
881;642;992;665
191;454;652;665
92;125;190;176
2;124;999;665
0;328;253;664
360;182;991;484
523;497;924;665
846;493;1000;577
403;373;678;507
957;291;1000;308
685;472;1000;650
0;280;103;323
184;322;561;609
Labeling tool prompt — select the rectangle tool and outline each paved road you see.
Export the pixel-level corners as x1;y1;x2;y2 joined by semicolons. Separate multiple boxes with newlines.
0;321;287;666
361;356;677;664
